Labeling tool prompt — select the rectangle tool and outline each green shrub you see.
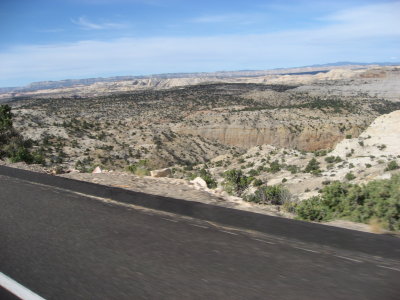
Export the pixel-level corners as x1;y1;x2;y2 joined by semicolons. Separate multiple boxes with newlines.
247;169;259;176
325;156;342;163
0;105;45;165
198;168;217;189
127;159;151;176
222;169;253;196
314;150;327;157
246;162;254;168
186;172;197;180
8;144;33;163
385;160;399;171
296;196;329;221
245;185;292;205
3;136;38;164
257;165;265;172
76;159;95;173
377;144;387;150
295;176;400;230
286;165;299;174
325;156;335;163
31;150;46;165
253;179;263;187
268;160;282;173
304;158;321;175
345;172;356;181
378;144;386;150
183;164;193;171
0;105;12;132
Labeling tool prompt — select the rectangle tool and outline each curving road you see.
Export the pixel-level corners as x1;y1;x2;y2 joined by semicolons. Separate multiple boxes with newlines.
1;167;399;299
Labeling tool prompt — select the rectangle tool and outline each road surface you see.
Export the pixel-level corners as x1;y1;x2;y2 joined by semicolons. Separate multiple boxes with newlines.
1;170;399;299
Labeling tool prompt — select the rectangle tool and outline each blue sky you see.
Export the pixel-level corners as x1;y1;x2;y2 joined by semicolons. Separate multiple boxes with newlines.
0;0;399;87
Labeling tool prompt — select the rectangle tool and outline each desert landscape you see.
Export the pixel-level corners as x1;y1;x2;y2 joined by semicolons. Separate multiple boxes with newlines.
1;63;399;232
3;1;400;298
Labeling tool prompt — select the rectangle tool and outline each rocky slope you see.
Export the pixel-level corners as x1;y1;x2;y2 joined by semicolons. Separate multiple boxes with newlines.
4;108;398;233
1;67;399;232
185;110;400;202
1;65;398;172
8;80;399;172
331;110;400;158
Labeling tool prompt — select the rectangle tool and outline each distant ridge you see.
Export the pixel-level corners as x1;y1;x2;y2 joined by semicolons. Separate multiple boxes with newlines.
307;61;400;67
0;61;398;92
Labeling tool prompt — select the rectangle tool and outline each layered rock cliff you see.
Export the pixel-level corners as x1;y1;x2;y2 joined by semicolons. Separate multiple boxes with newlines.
175;109;371;151
176;125;365;151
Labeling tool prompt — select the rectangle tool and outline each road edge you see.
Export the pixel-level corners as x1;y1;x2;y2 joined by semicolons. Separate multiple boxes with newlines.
1;165;399;260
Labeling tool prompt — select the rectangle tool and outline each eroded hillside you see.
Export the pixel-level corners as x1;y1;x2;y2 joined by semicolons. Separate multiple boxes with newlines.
8;80;400;172
2;65;400;232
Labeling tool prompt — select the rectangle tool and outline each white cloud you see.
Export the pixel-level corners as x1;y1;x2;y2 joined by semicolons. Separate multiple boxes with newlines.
1;2;399;86
71;16;128;30
318;2;400;37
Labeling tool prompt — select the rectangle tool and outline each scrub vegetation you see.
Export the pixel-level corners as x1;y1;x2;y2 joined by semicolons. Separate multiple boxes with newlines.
295;175;400;231
0;104;44;164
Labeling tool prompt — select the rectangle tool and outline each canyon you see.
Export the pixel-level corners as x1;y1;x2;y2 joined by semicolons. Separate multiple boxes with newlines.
1;65;399;170
1;63;400;231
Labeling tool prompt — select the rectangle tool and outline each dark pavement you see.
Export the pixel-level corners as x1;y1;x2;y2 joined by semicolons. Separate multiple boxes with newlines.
1;171;400;299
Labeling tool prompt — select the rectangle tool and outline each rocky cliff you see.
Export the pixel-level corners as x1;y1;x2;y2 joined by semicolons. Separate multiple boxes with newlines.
176;109;371;151
176;124;364;151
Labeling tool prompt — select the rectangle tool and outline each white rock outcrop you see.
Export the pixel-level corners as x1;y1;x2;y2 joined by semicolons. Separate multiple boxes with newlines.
92;166;103;174
331;110;400;158
150;168;171;178
190;177;208;189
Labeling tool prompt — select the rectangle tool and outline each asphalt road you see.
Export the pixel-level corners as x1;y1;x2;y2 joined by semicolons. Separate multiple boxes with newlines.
1;172;400;299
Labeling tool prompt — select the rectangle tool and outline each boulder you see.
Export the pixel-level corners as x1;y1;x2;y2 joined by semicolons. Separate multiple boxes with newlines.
92;166;103;174
150;168;171;178
190;177;208;189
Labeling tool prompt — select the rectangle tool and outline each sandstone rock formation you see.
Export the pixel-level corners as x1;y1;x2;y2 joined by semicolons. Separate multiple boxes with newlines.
190;177;208;189
177;123;364;151
92;166;103;174
331;110;400;157
150;168;172;178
